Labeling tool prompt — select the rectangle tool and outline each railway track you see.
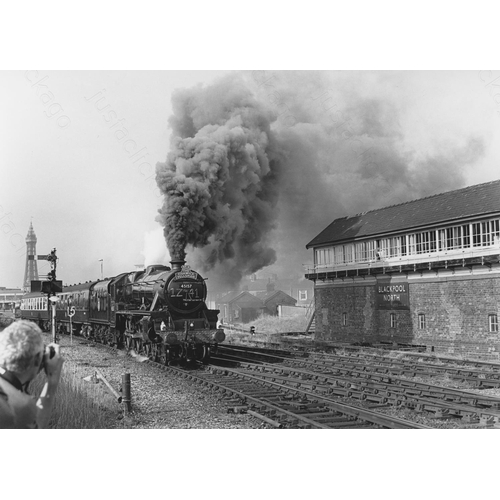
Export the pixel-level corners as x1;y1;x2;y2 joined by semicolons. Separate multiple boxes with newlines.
307;351;500;387
146;359;429;429
219;344;500;390
223;343;500;387
215;345;500;427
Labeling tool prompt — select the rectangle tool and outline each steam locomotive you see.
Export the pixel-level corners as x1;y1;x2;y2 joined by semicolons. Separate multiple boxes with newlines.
19;260;225;364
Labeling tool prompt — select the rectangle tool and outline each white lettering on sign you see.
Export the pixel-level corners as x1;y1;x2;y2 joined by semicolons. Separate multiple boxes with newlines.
378;284;406;294
174;271;198;280
383;294;401;302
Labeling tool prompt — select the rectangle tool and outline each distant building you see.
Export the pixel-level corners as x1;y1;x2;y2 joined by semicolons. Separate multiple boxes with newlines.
215;291;265;324
255;283;297;316
0;287;23;311
240;274;313;308
207;270;313;324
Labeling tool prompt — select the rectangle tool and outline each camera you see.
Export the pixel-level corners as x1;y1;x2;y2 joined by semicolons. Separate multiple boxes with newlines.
39;345;56;372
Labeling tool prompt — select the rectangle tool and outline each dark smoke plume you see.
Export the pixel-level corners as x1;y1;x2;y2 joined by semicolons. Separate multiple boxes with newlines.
155;74;283;285
157;71;485;289
246;71;485;280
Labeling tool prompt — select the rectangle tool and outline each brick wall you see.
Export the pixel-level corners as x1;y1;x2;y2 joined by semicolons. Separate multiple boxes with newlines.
377;309;413;344
313;273;500;359
315;283;377;343
410;276;500;359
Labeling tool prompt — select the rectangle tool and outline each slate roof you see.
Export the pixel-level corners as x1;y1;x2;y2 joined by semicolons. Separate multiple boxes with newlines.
216;290;263;306
255;290;297;304
216;291;245;304
306;179;500;248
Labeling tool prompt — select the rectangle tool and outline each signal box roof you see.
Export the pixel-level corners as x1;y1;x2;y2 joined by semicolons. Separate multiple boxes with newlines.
306;179;500;248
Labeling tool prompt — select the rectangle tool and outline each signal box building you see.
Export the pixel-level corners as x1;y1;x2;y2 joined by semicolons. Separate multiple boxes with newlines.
305;180;500;359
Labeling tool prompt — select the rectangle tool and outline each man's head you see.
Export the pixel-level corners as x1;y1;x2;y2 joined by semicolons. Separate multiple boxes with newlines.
0;320;44;379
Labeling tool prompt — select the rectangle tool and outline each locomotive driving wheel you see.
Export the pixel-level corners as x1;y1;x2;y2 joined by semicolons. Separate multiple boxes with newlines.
107;328;115;347
134;339;143;355
125;335;133;351
81;325;89;339
99;327;106;345
105;328;113;346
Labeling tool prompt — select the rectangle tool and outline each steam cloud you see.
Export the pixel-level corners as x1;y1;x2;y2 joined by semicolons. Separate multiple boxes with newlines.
142;228;171;267
156;71;485;289
155;74;283;285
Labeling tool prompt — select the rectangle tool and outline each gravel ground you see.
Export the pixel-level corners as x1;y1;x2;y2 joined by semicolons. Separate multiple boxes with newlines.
51;334;266;429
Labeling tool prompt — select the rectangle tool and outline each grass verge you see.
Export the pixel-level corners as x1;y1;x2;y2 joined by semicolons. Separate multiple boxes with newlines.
29;362;119;429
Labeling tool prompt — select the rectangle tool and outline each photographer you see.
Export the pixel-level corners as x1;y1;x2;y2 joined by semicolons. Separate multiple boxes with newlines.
0;320;64;429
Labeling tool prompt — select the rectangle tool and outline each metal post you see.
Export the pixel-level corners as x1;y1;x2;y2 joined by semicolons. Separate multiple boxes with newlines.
49;295;60;344
47;291;51;333
51;300;57;344
67;306;75;346
122;373;131;413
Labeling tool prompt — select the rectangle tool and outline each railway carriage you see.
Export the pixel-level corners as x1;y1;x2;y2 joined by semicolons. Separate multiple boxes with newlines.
19;292;49;329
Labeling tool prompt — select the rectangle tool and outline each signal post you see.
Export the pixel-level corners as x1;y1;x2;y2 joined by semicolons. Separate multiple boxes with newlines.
31;248;63;343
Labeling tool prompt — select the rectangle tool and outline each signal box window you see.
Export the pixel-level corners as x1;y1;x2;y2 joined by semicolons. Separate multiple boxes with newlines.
489;314;499;333
418;313;426;330
390;313;397;328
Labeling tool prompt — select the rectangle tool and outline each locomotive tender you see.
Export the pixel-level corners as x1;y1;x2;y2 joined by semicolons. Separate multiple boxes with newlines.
19;260;225;364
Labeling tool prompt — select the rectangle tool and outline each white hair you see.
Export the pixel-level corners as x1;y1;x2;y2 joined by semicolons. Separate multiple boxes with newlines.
0;320;43;373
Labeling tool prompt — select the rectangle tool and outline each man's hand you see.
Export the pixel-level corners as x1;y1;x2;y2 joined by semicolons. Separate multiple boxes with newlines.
42;343;64;384
37;343;64;428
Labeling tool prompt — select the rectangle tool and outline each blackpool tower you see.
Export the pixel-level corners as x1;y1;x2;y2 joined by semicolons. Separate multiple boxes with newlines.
23;222;39;291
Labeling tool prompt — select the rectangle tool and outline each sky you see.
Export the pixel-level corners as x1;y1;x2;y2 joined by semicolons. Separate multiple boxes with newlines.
1;69;500;289
0;70;230;287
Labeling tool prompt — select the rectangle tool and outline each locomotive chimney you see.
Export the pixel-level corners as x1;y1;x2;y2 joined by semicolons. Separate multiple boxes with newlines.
170;259;186;272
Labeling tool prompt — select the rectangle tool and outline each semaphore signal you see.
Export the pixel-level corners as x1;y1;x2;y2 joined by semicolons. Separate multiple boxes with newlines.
30;248;63;343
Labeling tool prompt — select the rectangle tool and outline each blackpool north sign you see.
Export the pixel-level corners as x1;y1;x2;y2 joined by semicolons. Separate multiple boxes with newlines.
375;280;410;310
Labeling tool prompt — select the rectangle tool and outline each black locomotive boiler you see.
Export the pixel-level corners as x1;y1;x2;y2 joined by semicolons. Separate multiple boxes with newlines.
20;260;225;364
